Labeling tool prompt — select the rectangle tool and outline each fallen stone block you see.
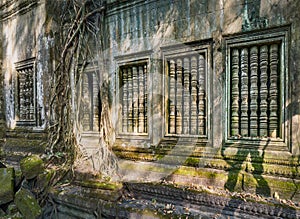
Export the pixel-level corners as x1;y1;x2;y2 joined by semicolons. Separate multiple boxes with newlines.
15;188;42;219
0;167;15;205
20;155;44;180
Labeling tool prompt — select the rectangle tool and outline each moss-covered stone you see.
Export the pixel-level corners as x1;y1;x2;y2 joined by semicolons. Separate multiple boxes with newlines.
0;167;15;205
15;188;42;219
75;180;122;190
20;155;44;180
6;203;19;215
14;169;22;188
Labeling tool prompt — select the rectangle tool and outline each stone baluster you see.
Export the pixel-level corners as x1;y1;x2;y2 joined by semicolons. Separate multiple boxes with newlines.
29;69;34;121
82;73;90;131
240;48;249;137
169;59;176;134
231;49;240;136
144;64;148;133
122;68;128;132
269;44;279;138
132;66;139;133
198;54;206;135
183;57;190;134
138;66;145;133
176;58;183;134
190;56;198;135
259;45;268;137
250;46;258;137
25;70;30;120
19;70;25;120
92;73;99;131
127;68;133;132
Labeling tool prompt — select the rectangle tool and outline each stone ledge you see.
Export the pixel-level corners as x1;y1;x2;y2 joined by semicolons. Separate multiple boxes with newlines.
117;159;300;201
127;182;300;219
46;181;300;219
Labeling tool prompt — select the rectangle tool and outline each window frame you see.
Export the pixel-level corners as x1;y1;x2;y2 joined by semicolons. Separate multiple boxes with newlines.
161;42;212;142
115;50;152;140
224;27;290;150
14;57;38;127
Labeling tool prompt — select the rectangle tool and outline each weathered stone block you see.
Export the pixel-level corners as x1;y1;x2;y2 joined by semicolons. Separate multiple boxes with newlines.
20;155;44;180
15;188;42;219
0;167;15;205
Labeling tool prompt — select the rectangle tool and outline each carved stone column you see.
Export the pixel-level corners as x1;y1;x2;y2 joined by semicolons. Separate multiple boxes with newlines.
269;44;279;138
127;68;133;132
198;54;206;136
122;68;128;132
190;56;198;135
169;59;176;134
231;49;240;136
259;45;268;137
183;57;190;134
240;48;249;137
138;66;145;133
250;46;258;137
143;64;148;133
176;59;183;134
132;66;139;133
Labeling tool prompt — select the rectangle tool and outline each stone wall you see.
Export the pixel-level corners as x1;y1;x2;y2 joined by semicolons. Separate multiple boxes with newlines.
0;0;300;205
105;0;300;200
0;0;51;165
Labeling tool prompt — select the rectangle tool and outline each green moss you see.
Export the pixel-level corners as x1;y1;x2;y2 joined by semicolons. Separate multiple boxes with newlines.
20;155;44;180
0;168;15;205
15;188;42;219
76;180;122;190
184;157;200;167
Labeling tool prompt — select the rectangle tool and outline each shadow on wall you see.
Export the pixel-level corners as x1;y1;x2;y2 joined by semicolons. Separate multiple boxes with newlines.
221;141;270;196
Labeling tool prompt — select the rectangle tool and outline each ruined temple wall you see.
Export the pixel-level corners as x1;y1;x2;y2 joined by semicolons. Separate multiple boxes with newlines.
1;0;52;130
0;1;53;164
106;0;300;152
105;0;300;199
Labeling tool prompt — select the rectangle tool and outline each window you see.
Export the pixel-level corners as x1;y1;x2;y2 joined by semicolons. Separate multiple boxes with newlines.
15;58;39;126
225;27;289;145
162;44;211;138
81;68;100;132
119;61;148;134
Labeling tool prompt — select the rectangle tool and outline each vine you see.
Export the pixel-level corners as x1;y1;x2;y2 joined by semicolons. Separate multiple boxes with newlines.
45;0;117;182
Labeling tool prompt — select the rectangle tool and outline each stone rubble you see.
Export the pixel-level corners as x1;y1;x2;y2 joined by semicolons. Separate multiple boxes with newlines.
0;156;48;218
